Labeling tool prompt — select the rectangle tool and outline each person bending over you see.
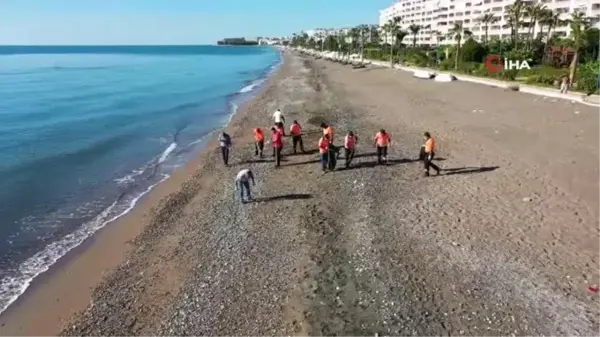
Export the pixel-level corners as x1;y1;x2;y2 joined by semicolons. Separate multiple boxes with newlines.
235;168;255;203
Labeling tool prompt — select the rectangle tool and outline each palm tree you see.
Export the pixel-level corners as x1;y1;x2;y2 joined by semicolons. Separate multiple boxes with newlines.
369;24;381;46
567;11;591;85
382;17;401;66
348;27;360;54
478;13;498;43
409;24;421;48
506;0;526;47
315;32;325;51
395;30;409;62
539;9;564;56
356;24;370;63
524;2;546;48
448;22;472;70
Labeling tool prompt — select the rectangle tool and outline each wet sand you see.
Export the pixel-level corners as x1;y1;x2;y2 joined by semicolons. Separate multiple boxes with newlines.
1;51;598;336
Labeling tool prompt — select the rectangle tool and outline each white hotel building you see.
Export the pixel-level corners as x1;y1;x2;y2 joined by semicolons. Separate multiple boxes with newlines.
379;0;600;46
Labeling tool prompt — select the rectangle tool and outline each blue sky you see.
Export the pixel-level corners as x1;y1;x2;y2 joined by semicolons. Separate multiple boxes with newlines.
0;0;392;45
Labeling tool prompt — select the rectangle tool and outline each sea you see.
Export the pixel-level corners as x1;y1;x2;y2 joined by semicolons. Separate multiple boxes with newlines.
0;45;282;313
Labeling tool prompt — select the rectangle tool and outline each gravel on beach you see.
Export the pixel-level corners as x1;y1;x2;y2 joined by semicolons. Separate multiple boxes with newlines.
61;52;599;336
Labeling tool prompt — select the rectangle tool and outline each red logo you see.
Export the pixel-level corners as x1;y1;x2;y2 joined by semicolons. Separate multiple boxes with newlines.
485;55;503;73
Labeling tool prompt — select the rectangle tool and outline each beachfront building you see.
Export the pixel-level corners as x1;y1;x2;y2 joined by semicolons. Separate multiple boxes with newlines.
379;0;600;46
304;27;355;43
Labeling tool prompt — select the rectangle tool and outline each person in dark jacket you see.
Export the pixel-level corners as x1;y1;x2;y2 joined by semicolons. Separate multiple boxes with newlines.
271;127;284;167
218;132;232;166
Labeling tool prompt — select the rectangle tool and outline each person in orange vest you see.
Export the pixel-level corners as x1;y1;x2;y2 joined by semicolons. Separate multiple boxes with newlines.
318;133;330;172
321;122;335;144
275;122;286;137
272;122;285;157
343;131;358;168
423;132;440;176
373;129;391;164
289;120;305;154
271;126;284;167
253;127;265;157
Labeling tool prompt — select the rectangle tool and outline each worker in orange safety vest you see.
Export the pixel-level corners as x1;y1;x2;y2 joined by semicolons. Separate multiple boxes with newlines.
373;129;391;164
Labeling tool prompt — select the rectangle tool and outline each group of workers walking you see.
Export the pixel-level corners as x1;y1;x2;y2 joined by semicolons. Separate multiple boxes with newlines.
227;108;441;203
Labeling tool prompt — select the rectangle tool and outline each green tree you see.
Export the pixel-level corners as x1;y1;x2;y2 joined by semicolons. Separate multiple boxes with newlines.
567;11;591;84
524;2;546;45
461;38;486;62
355;24;370;63
478;13;498;43
448;22;472;70
506;0;525;47
382;17;402;66
395;30;409;62
369;24;381;47
409;24;421;48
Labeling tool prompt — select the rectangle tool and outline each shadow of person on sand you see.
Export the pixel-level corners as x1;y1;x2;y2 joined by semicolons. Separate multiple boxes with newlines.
289;148;320;156
339;158;417;170
284;159;320;167
236;158;274;165
252;194;313;203
442;166;499;176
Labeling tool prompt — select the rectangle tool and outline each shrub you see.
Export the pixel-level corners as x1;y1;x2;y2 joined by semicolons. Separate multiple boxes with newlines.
500;69;519;81
458;62;480;74
525;74;557;86
576;60;600;94
403;50;430;67
438;58;455;70
473;63;497;78
503;49;534;63
461;38;486;63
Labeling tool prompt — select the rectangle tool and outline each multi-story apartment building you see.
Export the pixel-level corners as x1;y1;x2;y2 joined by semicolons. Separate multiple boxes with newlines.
304;27;364;44
379;0;600;46
305;28;352;38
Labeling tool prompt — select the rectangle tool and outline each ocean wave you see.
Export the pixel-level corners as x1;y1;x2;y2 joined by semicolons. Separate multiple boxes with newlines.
0;48;285;314
239;81;263;94
158;142;177;164
0;173;169;314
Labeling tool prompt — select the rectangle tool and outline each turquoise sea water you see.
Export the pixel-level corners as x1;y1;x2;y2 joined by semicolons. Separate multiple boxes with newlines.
0;45;281;312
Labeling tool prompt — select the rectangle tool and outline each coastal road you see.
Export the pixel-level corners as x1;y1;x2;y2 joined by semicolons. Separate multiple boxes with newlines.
60;52;599;336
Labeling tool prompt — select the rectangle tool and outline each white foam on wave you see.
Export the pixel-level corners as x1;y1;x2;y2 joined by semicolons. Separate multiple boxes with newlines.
239;83;258;93
0;173;170;314
114;168;145;185
158;142;177;164
0;52;286;314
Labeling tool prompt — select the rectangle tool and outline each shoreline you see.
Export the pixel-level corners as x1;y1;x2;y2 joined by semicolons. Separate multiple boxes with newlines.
0;51;286;336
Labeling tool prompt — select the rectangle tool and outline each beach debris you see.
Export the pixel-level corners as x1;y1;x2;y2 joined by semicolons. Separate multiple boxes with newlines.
522;197;531;202
495;130;499;134
574;111;580;114
588;285;599;293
